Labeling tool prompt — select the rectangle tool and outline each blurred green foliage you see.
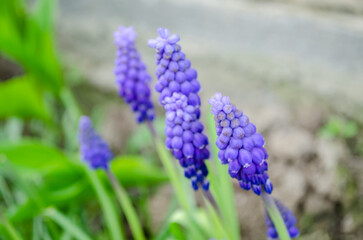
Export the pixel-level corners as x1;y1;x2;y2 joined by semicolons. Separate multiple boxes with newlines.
0;0;63;94
0;0;170;239
0;0;241;239
0;75;50;120
319;117;358;139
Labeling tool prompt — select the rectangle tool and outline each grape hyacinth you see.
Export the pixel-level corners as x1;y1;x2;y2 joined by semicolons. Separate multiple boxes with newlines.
164;93;210;190
209;93;273;195
114;26;154;123
148;28;210;191
265;199;300;239
147;28;201;107
78;116;113;170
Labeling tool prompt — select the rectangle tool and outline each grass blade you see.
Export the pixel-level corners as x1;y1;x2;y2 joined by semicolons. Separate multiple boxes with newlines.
86;168;125;240
0;212;24;240
43;208;91;240
106;170;146;240
0;176;13;206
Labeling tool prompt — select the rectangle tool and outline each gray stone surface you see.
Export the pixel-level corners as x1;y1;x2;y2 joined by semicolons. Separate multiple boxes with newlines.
268;127;315;162
264;0;363;15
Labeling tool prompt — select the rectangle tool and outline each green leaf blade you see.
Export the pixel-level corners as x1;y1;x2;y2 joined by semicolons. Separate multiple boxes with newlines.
0;76;50;121
86;168;125;240
43;207;92;240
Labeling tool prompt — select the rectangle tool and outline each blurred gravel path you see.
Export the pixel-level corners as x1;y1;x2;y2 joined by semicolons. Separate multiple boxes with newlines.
58;0;363;120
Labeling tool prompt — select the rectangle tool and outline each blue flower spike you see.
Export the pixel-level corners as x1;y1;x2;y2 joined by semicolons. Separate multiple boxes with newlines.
78;116;113;170
209;93;273;195
114;26;154;123
164;93;210;190
148;28;210;191
147;27;200;107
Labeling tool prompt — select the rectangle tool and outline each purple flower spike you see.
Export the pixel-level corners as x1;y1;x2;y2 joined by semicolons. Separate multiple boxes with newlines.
209;93;273;195
78;116;113;170
163;93;209;190
265;199;299;239
114;26;154;123
148;28;200;106
149;28;210;191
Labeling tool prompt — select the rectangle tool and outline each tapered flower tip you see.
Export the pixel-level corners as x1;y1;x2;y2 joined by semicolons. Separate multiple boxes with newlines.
79;115;91;127
78;116;113;170
148;28;180;48
157;27;170;39
78;116;93;139
114;26;137;46
210;92;223;103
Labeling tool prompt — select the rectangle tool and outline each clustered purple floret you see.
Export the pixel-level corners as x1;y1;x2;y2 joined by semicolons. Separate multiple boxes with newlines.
78;116;113;170
209;93;273;195
265;200;300;239
147;28;201;106
114;26;154;123
148;28;210;191
164;93;210;190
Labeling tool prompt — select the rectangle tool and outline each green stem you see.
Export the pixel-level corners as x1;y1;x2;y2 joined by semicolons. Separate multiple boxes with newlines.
147;121;189;211
147;122;208;238
202;190;219;213
60;87;82;118
203;198;233;240
0;211;23;240
106;170;146;240
154;139;190;212
85;168;125;240
261;192;291;240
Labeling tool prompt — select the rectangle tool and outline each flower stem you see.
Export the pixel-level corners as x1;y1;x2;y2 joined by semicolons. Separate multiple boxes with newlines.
86;168;125;240
261;192;291;240
154;137;190;212
203;198;233;240
146;120;157;138
106;170;146;240
146;121;208;238
147;121;190;211
202;190;219;213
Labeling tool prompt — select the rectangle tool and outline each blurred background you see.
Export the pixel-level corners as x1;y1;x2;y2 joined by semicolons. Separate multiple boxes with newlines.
1;0;363;239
